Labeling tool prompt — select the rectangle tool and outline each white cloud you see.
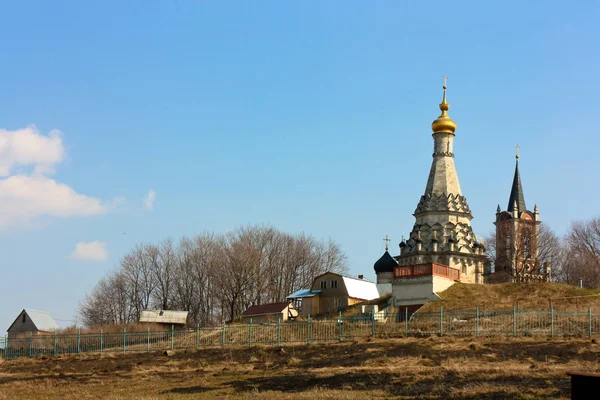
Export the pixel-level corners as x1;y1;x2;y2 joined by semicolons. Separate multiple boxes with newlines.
0;126;65;176
143;189;156;211
0;126;120;229
0;175;111;228
70;241;109;262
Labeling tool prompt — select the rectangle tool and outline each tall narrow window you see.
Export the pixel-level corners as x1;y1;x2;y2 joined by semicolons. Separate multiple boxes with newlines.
22;313;26;323
331;280;338;289
320;280;327;289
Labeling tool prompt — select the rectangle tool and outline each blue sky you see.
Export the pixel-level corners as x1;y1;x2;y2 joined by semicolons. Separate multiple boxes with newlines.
1;1;599;331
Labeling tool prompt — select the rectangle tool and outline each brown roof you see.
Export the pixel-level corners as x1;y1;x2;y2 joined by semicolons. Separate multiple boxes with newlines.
241;302;290;317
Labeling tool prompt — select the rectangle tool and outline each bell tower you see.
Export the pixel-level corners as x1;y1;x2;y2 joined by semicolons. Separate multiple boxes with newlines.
490;149;547;283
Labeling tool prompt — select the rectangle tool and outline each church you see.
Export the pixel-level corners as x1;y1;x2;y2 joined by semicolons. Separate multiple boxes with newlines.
373;79;548;311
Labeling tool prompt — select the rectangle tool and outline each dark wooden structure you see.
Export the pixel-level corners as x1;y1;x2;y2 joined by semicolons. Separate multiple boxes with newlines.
567;372;600;400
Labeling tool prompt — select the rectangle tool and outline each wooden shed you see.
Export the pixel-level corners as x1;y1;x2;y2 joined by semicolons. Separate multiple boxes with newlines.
7;309;59;339
139;310;189;327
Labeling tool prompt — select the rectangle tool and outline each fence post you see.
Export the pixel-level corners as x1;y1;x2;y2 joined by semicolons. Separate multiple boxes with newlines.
476;306;479;337
551;306;554;338
405;307;409;337
53;332;57;356
589;307;593;338
123;328;127;354
77;329;81;354
100;328;103;356
249;319;253;345
147;328;150;353
171;325;174;350
307;314;311;344
513;305;517;337
371;309;375;337
29;331;32;357
221;324;225;346
277;317;281;345
338;311;342;342
195;324;199;348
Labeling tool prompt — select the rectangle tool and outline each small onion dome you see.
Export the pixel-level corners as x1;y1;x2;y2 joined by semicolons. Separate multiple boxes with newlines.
431;84;457;134
374;251;398;273
399;240;407;248
473;241;480;248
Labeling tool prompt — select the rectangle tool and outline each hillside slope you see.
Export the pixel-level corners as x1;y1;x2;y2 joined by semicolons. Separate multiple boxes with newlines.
419;282;600;312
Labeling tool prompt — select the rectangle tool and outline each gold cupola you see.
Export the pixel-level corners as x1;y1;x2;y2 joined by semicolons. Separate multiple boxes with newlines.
431;77;457;134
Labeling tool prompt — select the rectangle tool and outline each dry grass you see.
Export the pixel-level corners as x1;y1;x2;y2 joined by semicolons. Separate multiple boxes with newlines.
1;336;598;399
58;323;170;335
419;282;600;312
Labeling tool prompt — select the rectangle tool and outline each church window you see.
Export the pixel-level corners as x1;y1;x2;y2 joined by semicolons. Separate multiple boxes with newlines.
331;280;338;289
461;265;466;274
320;280;327;289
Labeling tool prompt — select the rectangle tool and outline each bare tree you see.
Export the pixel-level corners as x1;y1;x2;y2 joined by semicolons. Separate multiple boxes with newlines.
554;218;600;289
151;239;177;310
79;225;348;326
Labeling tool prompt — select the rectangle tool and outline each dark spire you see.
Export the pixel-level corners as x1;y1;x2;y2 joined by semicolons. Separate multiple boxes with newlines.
507;158;526;214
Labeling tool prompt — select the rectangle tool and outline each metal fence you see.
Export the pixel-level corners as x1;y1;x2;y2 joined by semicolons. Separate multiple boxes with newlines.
2;307;599;359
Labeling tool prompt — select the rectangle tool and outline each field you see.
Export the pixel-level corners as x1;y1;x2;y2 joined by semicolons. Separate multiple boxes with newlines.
1;336;599;399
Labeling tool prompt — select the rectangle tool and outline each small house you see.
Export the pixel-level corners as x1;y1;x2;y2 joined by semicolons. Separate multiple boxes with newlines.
241;302;298;323
139;310;189;327
287;272;385;317
7;309;59;339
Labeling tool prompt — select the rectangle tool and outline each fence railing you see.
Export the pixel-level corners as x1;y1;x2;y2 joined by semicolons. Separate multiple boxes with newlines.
3;307;600;359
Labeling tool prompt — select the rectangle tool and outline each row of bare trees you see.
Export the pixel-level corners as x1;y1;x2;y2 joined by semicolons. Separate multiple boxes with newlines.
79;225;347;327
485;216;600;288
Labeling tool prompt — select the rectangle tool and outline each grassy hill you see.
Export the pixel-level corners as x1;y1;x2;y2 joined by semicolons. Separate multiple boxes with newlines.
419;282;600;312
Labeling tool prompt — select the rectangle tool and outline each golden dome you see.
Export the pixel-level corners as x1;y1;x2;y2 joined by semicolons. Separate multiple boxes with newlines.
431;80;457;134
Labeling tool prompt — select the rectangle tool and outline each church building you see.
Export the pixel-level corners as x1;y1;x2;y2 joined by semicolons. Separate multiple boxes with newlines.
374;80;488;310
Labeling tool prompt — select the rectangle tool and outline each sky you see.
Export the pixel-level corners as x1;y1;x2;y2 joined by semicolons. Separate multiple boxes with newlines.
1;1;599;331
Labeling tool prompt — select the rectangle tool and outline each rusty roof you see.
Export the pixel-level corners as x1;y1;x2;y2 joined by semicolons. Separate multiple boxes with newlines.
241;302;291;317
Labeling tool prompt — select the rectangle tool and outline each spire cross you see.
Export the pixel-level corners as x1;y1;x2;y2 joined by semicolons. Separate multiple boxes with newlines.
516;144;520;159
383;235;391;251
443;75;448;88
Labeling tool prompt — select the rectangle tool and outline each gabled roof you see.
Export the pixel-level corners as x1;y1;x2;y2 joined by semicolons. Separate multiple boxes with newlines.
7;309;59;332
507;159;526;214
139;310;189;325
242;302;291;317
341;276;380;301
